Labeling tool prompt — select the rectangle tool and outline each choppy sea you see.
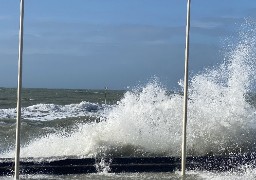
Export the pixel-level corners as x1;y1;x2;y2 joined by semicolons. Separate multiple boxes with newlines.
2;21;256;179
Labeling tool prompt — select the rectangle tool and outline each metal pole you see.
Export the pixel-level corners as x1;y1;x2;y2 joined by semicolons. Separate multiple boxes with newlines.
104;87;107;104
181;0;191;176
15;0;24;179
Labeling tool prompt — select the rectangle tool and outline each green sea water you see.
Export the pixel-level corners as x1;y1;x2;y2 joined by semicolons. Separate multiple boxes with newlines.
1;87;256;179
0;88;125;153
0;87;125;109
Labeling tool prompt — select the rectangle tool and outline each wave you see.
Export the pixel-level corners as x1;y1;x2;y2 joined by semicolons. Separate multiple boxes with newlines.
2;20;256;159
0;102;107;121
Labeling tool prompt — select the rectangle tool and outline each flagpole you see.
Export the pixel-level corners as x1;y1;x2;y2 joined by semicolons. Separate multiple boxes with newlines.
181;0;191;176
15;0;24;179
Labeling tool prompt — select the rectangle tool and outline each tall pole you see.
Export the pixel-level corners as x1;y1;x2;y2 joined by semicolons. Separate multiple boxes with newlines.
181;0;191;176
104;87;107;104
15;0;24;179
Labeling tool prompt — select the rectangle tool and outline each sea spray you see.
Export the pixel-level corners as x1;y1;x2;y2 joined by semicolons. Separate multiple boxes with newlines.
2;21;256;159
186;20;256;155
1;81;183;158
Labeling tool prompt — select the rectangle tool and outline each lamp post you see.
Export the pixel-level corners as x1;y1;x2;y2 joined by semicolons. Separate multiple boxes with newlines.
15;0;24;179
181;0;191;177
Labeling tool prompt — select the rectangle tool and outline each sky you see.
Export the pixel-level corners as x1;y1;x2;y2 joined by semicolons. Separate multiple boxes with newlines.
1;0;256;90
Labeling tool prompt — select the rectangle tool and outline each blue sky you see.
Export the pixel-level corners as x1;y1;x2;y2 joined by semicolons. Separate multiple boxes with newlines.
1;0;256;89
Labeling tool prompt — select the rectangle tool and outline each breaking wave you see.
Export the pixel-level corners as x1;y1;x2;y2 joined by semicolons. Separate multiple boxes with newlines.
2;20;256;159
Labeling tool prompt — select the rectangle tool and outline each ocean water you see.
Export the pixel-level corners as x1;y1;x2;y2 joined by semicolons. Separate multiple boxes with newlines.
2;21;256;179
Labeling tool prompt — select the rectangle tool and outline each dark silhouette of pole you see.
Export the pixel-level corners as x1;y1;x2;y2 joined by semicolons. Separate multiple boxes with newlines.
104;87;108;104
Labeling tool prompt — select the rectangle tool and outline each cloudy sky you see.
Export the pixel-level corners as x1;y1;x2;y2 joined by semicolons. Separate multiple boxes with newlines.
1;0;256;89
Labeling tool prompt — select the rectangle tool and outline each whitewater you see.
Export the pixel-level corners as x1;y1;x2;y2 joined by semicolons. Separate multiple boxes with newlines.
1;21;256;179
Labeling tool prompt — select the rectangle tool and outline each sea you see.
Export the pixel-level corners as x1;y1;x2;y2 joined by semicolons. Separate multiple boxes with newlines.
2;22;256;179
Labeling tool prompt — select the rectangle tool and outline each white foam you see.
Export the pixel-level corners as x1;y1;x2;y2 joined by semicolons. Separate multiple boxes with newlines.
0;101;105;121
2;21;256;159
196;165;256;179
